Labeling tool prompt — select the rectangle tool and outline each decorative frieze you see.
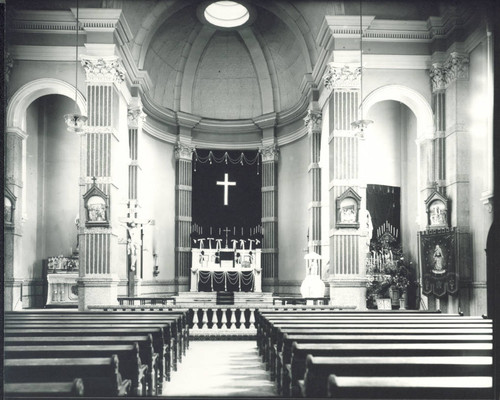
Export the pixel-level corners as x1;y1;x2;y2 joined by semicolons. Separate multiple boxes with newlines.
304;109;322;132
174;142;194;161
259;144;279;163
81;56;126;84
323;63;361;90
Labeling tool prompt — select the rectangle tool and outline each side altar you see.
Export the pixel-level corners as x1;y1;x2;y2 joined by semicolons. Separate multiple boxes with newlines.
191;247;261;292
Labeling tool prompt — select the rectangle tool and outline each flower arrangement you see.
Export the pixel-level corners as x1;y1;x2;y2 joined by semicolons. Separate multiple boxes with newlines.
366;243;415;309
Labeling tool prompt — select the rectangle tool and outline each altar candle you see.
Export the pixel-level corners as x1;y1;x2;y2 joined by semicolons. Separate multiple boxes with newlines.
241;227;243;235
219;228;221;235
234;227;235;235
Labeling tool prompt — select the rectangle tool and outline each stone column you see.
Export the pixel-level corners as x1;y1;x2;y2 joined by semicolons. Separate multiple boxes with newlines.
77;55;126;310
304;108;322;255
323;62;367;309
260;143;279;292
126;96;146;296
174;140;194;292
4;128;27;310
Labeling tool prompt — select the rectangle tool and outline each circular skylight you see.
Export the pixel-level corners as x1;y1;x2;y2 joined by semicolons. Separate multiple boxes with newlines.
204;1;249;28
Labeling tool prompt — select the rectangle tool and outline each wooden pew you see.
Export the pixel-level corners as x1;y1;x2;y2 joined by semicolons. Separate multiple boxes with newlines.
299;354;492;397
5;355;131;397
4;378;85;398
4;335;157;396
326;375;493;399
5;318;178;375
286;342;493;397
6;310;188;360
4;326;170;387
5;344;147;396
270;325;492;381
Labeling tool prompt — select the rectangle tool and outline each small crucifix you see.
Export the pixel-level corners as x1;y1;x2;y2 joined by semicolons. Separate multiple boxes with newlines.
216;173;236;206
223;226;231;249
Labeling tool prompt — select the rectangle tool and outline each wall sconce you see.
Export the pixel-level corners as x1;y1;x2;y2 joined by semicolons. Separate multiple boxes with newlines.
153;253;159;277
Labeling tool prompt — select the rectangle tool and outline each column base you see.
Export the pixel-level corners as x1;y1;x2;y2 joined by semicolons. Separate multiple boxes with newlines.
132;277;142;297
175;276;190;293
328;275;368;310
77;275;119;311
4;278;24;310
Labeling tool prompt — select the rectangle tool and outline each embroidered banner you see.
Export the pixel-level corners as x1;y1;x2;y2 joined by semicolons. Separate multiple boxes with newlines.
419;228;458;297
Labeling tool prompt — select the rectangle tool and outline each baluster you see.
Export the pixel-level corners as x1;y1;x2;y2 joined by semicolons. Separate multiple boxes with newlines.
249;308;255;328
220;308;227;330
200;308;207;329
229;308;236;329
192;309;199;330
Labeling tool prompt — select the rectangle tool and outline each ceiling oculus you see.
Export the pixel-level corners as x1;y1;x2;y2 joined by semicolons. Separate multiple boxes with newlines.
204;1;250;28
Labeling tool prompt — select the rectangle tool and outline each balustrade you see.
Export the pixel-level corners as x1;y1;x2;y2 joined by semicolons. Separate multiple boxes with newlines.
188;307;258;330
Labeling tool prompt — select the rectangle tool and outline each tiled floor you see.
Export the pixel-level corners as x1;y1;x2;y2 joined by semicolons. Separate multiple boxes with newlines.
162;340;277;397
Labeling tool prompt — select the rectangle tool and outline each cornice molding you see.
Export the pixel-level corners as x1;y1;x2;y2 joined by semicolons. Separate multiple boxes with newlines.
142;120;177;144
11;10;82;34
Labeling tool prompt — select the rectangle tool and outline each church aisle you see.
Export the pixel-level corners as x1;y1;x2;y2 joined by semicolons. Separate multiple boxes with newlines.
161;340;277;397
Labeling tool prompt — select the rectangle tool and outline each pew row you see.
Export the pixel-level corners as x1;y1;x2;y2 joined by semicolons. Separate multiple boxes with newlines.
298;354;492;397
4;379;85;398
4;355;132;397
326;375;493;399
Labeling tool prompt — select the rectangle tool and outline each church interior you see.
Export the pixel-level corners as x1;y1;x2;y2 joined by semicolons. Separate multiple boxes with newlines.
3;0;499;398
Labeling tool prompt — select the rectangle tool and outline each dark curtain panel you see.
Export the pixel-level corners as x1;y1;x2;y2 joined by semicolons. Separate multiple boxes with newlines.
366;184;401;244
192;149;262;246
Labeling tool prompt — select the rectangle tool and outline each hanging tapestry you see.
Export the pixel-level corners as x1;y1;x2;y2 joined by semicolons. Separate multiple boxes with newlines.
418;228;458;297
192;149;262;249
366;184;401;246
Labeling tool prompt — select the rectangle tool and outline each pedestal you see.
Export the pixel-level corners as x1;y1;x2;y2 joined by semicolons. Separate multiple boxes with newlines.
77;275;119;311
329;276;367;310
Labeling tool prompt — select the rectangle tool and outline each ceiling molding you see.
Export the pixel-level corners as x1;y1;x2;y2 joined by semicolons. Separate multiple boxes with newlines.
10;45;85;61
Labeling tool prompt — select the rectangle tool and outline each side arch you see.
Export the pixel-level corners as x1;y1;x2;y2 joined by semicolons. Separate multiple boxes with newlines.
362;84;433;139
7;78;86;132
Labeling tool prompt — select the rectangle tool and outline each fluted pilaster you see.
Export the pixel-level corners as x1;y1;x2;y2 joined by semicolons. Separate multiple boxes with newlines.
304;109;322;254
260;144;279;285
78;55;126;309
175;141;194;289
325;62;366;309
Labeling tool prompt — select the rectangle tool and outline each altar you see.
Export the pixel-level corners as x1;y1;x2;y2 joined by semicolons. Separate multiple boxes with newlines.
191;248;261;292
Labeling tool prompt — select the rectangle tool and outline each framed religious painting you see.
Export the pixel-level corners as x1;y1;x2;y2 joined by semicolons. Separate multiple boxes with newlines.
336;187;361;228
425;190;449;229
83;181;109;227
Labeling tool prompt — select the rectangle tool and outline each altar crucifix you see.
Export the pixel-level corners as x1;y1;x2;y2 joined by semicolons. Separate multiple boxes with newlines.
223;226;231;248
120;201;153;296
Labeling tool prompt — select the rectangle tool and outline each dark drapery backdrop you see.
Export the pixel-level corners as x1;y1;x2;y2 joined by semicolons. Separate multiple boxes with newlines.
192;149;262;246
366;184;401;244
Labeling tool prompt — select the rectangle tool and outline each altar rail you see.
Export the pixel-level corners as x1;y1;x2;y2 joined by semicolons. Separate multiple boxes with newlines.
88;304;357;330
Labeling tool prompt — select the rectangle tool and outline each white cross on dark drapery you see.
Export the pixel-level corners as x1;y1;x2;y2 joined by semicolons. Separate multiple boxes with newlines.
216;173;236;205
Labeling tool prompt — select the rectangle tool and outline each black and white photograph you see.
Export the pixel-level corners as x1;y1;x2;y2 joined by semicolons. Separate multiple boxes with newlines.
2;0;499;398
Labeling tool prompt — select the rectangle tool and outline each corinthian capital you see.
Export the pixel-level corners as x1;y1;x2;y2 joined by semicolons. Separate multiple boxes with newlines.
323;62;361;90
81;56;126;84
304;109;322;132
260;144;279;163
443;52;469;85
429;63;446;92
174;141;194;161
127;98;146;128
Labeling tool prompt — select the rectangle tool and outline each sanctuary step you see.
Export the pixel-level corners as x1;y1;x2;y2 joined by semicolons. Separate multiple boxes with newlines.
216;291;235;305
174;291;274;307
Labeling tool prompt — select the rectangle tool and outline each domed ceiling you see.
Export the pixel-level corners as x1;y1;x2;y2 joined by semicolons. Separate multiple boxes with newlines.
143;2;310;121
